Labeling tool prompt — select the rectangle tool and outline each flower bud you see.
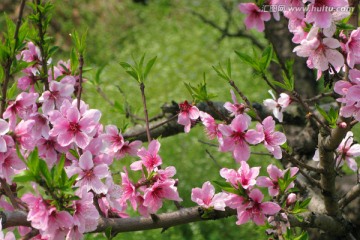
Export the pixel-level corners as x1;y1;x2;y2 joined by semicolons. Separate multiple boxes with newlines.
338;122;347;129
286;193;296;206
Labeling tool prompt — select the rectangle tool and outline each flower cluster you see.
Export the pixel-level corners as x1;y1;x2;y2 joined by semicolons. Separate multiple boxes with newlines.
0;42;183;239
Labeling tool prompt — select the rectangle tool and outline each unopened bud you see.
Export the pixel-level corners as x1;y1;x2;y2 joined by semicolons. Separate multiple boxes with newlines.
286;193;296;206
338;122;347;129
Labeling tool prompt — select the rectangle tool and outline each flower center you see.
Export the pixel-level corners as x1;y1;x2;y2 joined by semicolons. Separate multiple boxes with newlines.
69;122;80;133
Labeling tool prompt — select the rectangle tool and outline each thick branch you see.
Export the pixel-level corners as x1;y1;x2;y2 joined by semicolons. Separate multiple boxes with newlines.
2;207;356;238
338;183;360;209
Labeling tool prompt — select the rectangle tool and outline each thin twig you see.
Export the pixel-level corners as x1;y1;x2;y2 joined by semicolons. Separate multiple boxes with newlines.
291;90;330;132
76;54;84;110
283;151;325;173
205;149;221;169
96;86;114;106
35;0;49;90
304;92;335;103
124;114;179;140
206;101;230;123
198;140;217;147
229;80;262;122
140;82;151;142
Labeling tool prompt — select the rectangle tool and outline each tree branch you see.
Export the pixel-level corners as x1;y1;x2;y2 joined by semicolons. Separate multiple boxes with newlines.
338;183;360;209
2;207;357;238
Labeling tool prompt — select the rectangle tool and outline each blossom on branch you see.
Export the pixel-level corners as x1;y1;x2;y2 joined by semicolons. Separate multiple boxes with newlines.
191;181;229;211
178;100;200;133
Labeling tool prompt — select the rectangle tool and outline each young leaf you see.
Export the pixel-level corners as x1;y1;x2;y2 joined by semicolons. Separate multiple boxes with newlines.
235;50;261;72
259;45;273;71
144;56;157;79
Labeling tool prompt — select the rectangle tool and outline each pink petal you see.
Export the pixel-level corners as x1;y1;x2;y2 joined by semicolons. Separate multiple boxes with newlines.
79;151;94;170
188;107;200;120
261;202;281;215
256;176;273;187
236;210;251;225
75;132;91;149
249;189;264;203
57;131;74;147
93;164;109;178
233;140;250;162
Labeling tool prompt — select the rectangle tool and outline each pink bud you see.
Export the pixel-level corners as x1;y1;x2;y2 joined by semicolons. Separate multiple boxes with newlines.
286;193;296;206
338;122;347;129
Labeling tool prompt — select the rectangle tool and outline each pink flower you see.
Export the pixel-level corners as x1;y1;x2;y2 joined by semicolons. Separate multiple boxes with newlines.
220;161;260;190
236;189;281;225
191;181;229;211
238;3;271;32
14;120;37;150
218;114;264;162
0;149;25;184
143;179;182;213
293;27;344;75
305;0;348;28
42;207;73;239
72;188;100;233
120;168;137;210
263;90;291;122
49;100;101;149
20;42;41;63
67;151;109;194
199;111;220;140
22;194;49;231
18;67;39;92
103;177;125;213
257;164;298;196
115;140;142;159
257;116;286;159
339;85;360;121
288;18;308;44
131;140;162;172
154;166;176;182
178;100;200;133
37;136;69;167
335;131;360;171
102;125;124;154
39;81;74;115
0;119;11;152
224;90;247;117
3;92;39;130
346;28;360;69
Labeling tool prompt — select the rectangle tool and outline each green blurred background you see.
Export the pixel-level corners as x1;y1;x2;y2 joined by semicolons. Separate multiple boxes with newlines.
1;0;275;239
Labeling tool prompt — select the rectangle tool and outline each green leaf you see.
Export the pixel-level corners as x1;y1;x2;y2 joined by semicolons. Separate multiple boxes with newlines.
144;56;157;79
68;149;79;159
235;50;260;72
70;48;79;74
105;227;113;240
294;232;309;240
212;180;239;195
54;154;65;183
27;148;40;175
299;198;311;208
13;170;36;183
6;82;17;100
113;100;125;114
48;46;59;57
259;45;273;71
94;65;106;85
336;22;356;31
39;159;52;186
